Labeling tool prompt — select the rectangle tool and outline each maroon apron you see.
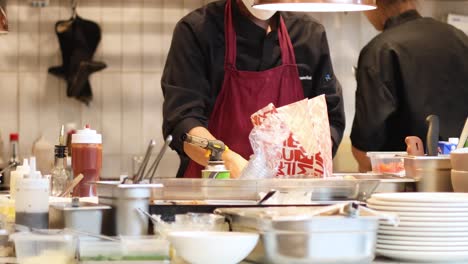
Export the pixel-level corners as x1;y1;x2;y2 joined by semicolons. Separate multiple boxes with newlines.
184;0;304;178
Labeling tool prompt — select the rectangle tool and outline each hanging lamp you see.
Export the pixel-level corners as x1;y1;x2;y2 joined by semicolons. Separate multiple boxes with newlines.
253;0;377;12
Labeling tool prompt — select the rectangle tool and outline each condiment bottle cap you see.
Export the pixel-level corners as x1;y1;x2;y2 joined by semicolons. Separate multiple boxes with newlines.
9;133;18;141
71;125;102;144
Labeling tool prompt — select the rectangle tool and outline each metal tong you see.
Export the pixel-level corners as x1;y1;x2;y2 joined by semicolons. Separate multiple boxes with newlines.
127;135;173;184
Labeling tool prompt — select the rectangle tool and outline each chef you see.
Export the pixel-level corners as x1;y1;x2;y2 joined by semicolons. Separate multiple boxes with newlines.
351;0;468;172
162;0;345;178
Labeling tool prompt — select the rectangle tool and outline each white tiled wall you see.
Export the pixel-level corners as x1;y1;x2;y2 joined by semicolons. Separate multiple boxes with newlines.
0;0;461;177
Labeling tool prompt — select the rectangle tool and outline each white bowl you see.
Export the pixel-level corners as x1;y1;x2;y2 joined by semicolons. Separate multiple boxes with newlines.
168;231;259;264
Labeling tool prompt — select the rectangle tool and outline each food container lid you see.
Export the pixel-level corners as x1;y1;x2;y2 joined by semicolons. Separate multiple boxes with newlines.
50;202;111;211
71;125;102;144
10;231;75;242
366;151;406;158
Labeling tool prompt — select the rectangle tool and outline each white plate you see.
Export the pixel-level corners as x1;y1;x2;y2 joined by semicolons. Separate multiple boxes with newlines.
378;238;468;246
379;225;468;232
371;192;468;203
378;234;468;242
378;229;468;237
399;216;468;222
367;204;468;212
377;243;468;251
379;220;468;227
377;210;468;217
376;248;468;263
367;197;468;207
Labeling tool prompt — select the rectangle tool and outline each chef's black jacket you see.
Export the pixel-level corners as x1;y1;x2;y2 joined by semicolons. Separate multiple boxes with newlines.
351;10;468;152
162;0;345;176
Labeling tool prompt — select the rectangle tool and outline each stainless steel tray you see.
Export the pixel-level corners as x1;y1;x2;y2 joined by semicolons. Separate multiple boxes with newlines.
216;206;379;264
151;178;381;202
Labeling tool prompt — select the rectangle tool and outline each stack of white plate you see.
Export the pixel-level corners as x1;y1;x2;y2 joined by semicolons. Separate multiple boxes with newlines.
367;192;468;263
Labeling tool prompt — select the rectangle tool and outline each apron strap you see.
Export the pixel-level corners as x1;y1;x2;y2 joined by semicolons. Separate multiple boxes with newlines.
224;0;297;67
278;16;297;65
224;0;237;67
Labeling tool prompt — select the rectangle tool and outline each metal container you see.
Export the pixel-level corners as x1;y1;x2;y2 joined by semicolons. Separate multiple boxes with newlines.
151;178;380;202
49;201;110;234
202;161;230;179
95;181;163;236
404;156;452;192
333;173;417;193
216;207;379;264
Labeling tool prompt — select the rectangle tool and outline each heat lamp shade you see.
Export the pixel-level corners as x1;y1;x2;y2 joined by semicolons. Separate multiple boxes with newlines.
253;0;377;12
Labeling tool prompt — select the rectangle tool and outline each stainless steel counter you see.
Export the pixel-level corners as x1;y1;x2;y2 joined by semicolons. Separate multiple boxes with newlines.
0;257;418;263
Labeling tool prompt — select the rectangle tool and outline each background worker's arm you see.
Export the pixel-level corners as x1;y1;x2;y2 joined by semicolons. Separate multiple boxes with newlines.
184;126;248;178
351;146;371;173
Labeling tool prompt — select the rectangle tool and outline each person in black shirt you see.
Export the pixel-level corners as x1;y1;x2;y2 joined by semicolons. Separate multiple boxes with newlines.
351;0;468;172
162;0;345;178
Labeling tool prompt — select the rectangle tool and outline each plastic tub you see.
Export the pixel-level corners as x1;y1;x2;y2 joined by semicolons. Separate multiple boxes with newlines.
79;240;123;261
121;236;170;261
11;231;77;264
367;152;406;174
79;237;170;262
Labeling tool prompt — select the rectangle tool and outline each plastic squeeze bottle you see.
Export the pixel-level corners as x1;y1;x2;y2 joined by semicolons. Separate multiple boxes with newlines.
71;125;102;197
9;159;30;200
15;157;49;229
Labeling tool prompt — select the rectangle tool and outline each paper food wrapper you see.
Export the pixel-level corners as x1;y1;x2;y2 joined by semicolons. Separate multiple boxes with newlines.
251;95;332;178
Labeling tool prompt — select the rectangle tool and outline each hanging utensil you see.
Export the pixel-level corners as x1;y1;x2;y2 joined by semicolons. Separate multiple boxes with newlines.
132;140;156;184
426;115;440;156
145;135;172;183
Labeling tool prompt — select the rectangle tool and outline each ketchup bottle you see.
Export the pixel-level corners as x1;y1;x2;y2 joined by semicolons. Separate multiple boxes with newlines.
71;125;102;197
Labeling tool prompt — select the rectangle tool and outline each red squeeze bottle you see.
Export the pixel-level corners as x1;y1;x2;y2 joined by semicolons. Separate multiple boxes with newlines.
71;125;102;197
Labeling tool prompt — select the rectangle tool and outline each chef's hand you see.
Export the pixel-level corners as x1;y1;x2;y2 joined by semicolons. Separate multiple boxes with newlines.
223;150;248;179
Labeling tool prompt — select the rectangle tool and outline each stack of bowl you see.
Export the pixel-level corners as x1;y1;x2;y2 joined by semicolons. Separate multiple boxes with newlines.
367;192;468;263
451;148;468;192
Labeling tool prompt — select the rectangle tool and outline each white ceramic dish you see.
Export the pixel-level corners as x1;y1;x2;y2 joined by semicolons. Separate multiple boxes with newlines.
371;192;468;203
378;229;468;237
378;238;468;246
377;243;468;251
378;234;468;242
367;204;468;212
376;210;468;217
399;216;468;222
367;197;468;207
168;231;259;264
378;225;468;232
379;220;468;227
376;248;468;263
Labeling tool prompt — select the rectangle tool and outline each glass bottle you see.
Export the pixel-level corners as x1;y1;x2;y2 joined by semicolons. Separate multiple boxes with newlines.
4;133;20;186
50;145;70;197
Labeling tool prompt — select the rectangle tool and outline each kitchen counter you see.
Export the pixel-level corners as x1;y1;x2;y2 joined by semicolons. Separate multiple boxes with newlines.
0;257;428;263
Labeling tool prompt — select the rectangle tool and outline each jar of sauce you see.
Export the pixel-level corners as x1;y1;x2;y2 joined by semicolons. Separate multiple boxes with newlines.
71;125;102;197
